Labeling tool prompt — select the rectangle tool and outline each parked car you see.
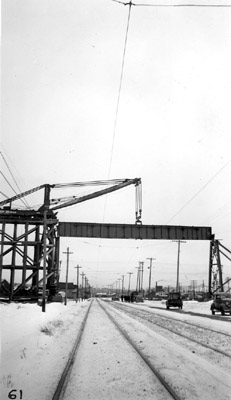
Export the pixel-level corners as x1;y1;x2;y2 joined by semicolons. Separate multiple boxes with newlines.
133;293;144;303
111;295;120;301
130;291;144;303
211;292;231;316
49;292;63;303
166;292;183;309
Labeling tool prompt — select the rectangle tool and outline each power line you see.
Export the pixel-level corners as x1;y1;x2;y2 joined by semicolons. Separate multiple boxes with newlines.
0;151;30;208
0;171;28;208
108;2;132;178
99;4;133;277
113;0;231;7
0;191;8;199
166;160;231;224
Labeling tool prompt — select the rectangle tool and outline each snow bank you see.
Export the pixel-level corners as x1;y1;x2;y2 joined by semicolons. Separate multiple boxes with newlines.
0;300;90;400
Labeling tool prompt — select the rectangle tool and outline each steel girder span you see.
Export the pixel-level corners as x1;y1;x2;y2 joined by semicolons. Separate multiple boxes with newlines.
58;222;231;294
1;217;229;299
58;222;212;241
0;219;213;301
60;223;227;295
59;223;230;295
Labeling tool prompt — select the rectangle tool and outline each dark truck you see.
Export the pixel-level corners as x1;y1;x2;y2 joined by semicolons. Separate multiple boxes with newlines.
166;292;183;310
211;292;231;316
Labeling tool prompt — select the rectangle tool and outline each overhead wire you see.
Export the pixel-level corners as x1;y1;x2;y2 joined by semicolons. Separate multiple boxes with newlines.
166;160;231;224
108;2;132;179
112;0;231;7
0;191;9;199
0;150;30;209
97;0;231;285
0;170;29;209
95;3;133;283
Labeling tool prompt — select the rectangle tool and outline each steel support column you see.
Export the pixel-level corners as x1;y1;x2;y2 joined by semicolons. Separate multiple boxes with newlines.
0;213;59;301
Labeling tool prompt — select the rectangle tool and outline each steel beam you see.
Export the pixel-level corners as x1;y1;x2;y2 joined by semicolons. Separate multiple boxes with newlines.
58;222;212;241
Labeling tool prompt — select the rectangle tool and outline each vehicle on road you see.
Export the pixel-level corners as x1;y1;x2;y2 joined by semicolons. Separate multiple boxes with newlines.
166;292;183;310
211;292;231;316
49;292;63;303
111;294;120;301
130;291;144;303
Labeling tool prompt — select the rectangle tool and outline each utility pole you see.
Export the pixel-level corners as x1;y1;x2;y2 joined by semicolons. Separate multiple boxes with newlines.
191;280;197;300
147;258;156;299
74;265;82;303
108;284;113;296
118;278;121;297
58;260;62;288
136;266;140;292
42;210;47;313
85;276;87;299
139;261;144;294
173;240;186;292
121;275;125;300
63;247;73;306
127;272;133;294
80;272;85;300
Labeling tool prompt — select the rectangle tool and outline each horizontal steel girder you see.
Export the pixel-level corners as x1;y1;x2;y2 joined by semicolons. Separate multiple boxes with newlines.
58;222;212;241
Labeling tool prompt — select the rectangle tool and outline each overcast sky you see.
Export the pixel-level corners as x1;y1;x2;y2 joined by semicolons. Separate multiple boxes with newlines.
1;0;231;291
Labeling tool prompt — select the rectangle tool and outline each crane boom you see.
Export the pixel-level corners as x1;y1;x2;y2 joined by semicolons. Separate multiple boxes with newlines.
50;178;141;211
0;184;49;207
0;178;142;223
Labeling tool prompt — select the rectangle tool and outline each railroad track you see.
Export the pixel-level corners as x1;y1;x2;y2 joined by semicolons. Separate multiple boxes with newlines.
99;300;231;399
144;304;231;322
108;301;231;359
52;299;93;400
51;299;231;400
51;299;183;400
98;300;181;400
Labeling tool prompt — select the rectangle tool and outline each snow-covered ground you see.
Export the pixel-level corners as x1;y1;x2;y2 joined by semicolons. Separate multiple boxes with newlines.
135;298;231;334
1;299;230;400
0;300;91;400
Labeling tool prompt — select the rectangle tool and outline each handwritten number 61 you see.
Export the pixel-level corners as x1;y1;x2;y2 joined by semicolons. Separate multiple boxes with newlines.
8;390;23;399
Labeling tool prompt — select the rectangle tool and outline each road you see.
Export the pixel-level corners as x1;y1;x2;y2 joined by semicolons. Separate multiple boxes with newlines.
57;299;231;400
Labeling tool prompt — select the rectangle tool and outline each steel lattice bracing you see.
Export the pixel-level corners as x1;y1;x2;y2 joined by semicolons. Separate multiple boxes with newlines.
0;211;59;301
209;239;231;294
0;178;142;302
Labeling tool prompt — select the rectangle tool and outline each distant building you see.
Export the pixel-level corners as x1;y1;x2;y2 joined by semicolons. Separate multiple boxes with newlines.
58;282;91;299
58;282;77;299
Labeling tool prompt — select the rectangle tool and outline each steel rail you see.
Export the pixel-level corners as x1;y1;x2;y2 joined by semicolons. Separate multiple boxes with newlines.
98;299;181;400
52;300;93;400
152;310;231;338
121;302;231;338
146;304;231;323
110;302;231;359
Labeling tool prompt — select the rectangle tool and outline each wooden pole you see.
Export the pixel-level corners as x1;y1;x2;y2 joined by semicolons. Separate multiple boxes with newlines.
63;247;73;306
74;265;82;302
147;258;156;298
42;211;47;312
